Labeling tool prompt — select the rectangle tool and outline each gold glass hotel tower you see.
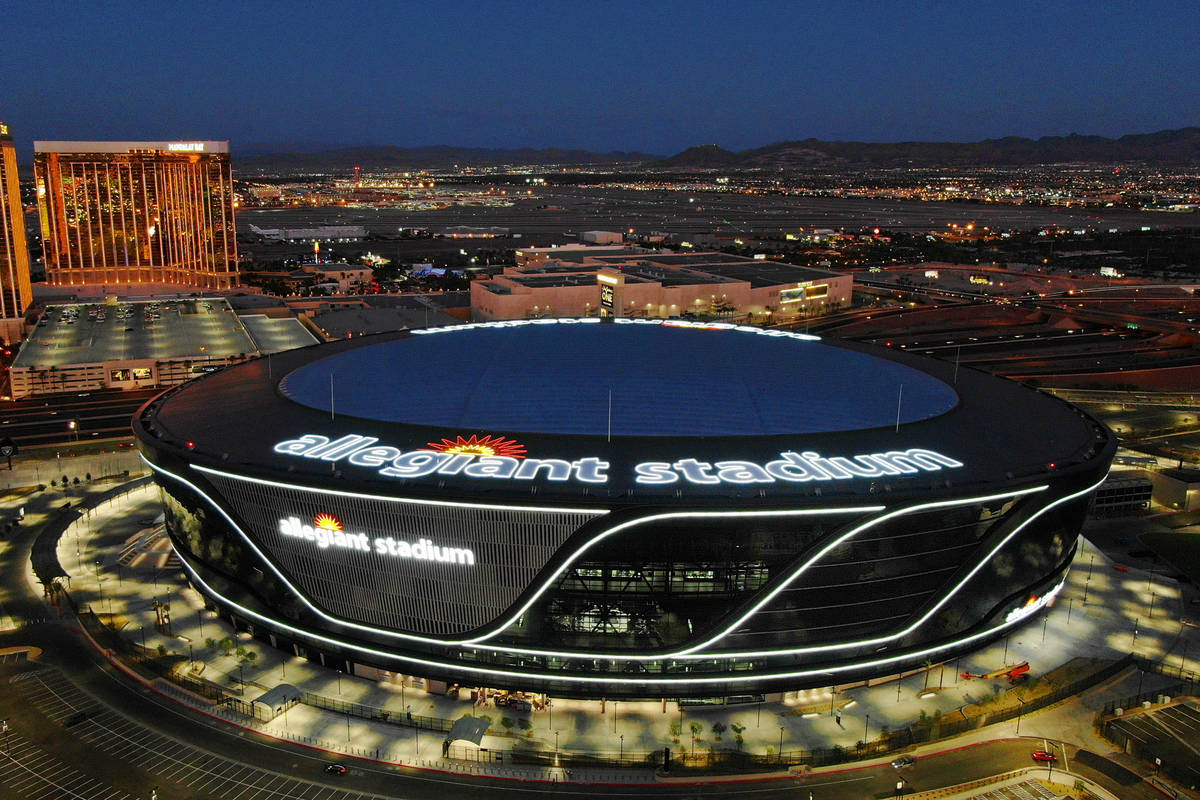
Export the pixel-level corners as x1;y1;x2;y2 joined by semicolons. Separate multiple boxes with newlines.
34;141;237;289
0;122;32;319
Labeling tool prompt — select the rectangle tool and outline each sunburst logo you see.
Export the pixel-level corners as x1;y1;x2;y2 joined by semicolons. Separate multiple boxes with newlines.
424;434;527;459
313;513;343;532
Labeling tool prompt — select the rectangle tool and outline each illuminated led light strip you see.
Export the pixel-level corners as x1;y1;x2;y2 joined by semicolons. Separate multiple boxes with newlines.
191;463;607;515
668;475;1103;659
407;316;822;342
147;458;875;649
472;484;1048;656
158;460;1095;665
176;550;1070;687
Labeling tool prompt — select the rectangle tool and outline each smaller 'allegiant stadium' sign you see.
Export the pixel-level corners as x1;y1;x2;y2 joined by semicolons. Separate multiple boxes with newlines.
278;513;475;565
272;434;965;486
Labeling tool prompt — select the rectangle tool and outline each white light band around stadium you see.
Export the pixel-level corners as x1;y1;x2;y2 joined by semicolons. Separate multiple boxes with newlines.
147;459;1099;664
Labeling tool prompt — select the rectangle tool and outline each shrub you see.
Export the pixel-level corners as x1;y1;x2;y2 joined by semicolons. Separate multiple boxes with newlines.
669;721;682;737
500;716;514;731
689;721;702;736
517;718;531;730
712;721;726;740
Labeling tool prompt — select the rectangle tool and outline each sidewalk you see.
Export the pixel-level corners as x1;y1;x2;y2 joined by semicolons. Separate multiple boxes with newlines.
38;481;1200;784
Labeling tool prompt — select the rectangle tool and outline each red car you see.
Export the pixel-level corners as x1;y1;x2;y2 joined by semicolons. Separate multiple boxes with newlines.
1031;750;1058;763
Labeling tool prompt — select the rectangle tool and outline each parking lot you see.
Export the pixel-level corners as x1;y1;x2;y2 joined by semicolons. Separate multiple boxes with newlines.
1105;702;1200;787
11;667;395;800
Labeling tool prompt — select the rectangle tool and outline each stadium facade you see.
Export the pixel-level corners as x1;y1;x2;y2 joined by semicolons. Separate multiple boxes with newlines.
134;318;1114;698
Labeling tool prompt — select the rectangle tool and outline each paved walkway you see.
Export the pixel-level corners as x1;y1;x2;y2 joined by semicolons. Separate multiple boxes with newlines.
11;474;1200;783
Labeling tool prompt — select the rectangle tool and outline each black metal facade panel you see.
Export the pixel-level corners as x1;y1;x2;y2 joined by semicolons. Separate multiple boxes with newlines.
201;472;603;635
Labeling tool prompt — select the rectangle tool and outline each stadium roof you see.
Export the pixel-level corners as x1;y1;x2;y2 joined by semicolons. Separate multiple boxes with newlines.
280;321;958;437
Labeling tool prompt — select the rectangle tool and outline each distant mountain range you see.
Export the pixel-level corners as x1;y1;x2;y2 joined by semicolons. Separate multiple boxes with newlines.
235;127;1200;173
652;127;1200;168
238;145;658;172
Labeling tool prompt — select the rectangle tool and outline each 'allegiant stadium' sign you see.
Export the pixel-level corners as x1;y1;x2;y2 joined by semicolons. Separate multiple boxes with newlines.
272;434;964;486
278;513;476;565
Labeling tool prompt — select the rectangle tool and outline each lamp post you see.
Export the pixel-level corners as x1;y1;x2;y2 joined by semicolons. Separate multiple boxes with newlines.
619;733;624;760
778;724;784;764
865;713;870;743
1083;554;1094;604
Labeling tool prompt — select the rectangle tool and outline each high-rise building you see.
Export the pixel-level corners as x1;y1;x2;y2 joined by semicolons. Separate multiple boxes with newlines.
0;121;32;323
34;141;237;290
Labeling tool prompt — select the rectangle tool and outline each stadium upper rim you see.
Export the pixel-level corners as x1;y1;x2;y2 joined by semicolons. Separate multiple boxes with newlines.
134;318;1112;505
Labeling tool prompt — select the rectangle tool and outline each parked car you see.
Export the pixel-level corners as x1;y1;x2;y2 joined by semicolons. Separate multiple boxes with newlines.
1031;749;1058;763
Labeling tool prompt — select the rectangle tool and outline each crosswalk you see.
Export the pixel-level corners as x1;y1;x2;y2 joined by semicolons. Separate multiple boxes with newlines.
11;667;398;800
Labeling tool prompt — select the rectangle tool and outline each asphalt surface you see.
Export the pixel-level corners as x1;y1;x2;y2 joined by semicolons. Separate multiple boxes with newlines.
0;652;1087;800
0;389;156;447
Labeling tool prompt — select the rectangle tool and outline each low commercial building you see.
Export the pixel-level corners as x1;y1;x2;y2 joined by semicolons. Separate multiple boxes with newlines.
247;225;367;243
299;263;374;293
473;250;851;322
580;230;623;245
1148;468;1200;511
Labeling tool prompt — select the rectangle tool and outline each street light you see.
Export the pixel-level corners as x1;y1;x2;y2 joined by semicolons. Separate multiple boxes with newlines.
778;724;785;763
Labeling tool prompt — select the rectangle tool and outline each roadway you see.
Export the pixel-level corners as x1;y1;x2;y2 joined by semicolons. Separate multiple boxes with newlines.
0;653;1104;800
0;389;156;448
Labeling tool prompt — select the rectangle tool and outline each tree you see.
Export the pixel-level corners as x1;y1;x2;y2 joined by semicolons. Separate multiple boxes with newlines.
711;721;726;741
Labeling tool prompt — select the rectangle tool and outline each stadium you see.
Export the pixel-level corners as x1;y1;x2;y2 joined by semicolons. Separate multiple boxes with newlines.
133;318;1115;699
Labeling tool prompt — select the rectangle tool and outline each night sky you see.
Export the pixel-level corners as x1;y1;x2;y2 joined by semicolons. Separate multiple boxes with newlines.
3;0;1197;157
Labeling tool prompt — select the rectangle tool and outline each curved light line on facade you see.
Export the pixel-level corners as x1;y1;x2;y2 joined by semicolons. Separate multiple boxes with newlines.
470;484;1048;657
669;474;1101;659
191;463;608;515
177;550;1068;687
145;458;878;649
